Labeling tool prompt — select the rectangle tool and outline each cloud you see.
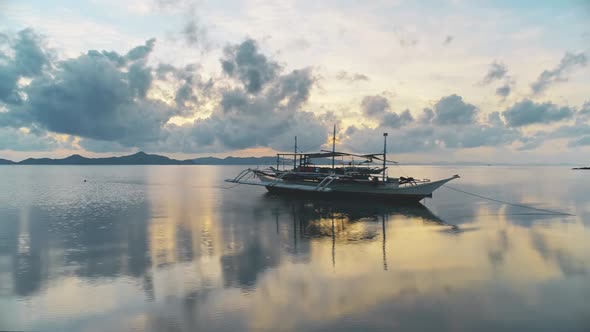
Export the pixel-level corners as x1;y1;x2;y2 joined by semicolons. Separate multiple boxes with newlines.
0;28;52;105
443;35;454;46
178;66;327;152
221;39;280;94
519;120;590;150
182;18;207;48
531;52;587;95
381;109;414;128
481;61;508;85
432;94;478;125
125;38;156;61
568;136;590;147
496;83;511;98
0;35;177;147
0;127;60;151
502;99;574;127
361;95;390;118
342;95;520;153
78;138;133;153
0;29;330;154
578;102;590;119
418;108;434;123
336;71;370;83
480;61;514;98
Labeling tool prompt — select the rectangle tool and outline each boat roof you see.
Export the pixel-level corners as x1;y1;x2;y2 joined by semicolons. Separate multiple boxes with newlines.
277;151;397;163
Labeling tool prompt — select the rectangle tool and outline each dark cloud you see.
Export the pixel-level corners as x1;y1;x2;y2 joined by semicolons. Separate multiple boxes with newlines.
433;94;478;125
0;36;176;146
443;35;453;46
336;71;370;83
502;99;574;127
531;52;587;95
221;39;280;94
0;30;329;154
0;28;52;105
496;83;511;98
183;67;326;152
481;61;508;85
125;38;156;62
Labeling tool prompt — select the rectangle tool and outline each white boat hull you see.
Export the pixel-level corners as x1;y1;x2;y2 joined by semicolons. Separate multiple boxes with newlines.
226;170;459;202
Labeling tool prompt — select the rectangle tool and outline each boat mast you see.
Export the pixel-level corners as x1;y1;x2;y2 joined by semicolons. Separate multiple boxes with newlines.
331;125;336;170
294;136;297;170
383;133;388;181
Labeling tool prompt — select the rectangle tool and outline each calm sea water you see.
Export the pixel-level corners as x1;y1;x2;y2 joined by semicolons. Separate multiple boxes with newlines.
0;165;589;332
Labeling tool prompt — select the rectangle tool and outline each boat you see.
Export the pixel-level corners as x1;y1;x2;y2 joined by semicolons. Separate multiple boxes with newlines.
225;127;459;203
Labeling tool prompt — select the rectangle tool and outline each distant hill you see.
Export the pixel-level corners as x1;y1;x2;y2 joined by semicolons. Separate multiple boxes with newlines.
0;152;286;165
16;152;194;165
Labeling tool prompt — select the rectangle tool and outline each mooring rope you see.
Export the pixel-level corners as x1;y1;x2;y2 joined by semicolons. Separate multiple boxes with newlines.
442;184;575;216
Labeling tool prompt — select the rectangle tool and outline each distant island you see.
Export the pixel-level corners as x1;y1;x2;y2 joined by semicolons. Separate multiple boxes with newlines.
0;151;584;166
0;151;281;165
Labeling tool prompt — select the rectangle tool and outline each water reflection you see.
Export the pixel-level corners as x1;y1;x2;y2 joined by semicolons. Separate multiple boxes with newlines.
0;166;589;332
0;199;154;300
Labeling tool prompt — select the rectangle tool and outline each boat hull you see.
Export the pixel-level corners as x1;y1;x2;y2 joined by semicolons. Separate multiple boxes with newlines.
265;185;430;202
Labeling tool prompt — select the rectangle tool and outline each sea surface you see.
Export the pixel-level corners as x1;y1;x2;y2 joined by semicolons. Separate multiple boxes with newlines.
0;165;589;332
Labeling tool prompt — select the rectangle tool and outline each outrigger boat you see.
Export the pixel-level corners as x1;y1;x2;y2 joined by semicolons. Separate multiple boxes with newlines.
226;127;459;203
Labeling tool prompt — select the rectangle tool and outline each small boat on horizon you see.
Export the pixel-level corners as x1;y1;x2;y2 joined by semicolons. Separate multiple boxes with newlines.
226;127;459;203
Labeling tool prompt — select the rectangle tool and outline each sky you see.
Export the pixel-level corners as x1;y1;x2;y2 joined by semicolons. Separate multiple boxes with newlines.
0;0;589;163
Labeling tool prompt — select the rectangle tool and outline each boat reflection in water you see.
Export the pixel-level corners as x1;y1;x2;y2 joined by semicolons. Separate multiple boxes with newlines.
259;193;458;270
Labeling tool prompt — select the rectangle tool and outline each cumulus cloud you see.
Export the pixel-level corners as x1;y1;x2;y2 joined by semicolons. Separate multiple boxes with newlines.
531;52;587;95
179;66;327;152
381;109;414;128
0;28;52;105
359;95;414;128
342;95;520;153
3;27;590;157
0;28;331;154
361;95;390;118
432;94;478;125
0;39;177;146
221;39;280;94
502;99;574;127
336;70;370;83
